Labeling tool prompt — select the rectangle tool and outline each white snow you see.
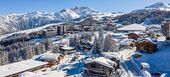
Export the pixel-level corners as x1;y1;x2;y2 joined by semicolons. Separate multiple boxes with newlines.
145;2;170;11
101;52;119;59
119;38;133;46
117;24;146;31
0;60;48;77
39;53;63;61
53;38;70;46
19;71;65;77
141;62;150;69
132;2;170;13
133;41;170;76
142;70;152;77
85;57;117;68
60;46;75;50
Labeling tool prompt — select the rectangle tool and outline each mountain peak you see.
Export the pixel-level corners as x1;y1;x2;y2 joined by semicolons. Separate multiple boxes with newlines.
60;6;96;13
145;2;170;9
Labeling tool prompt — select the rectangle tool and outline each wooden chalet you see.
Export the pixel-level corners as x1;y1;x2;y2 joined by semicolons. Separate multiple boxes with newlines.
135;38;157;53
59;46;75;55
84;57;118;77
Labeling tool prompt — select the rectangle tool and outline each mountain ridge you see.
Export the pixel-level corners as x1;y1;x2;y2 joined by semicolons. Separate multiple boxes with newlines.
0;2;170;35
0;7;97;35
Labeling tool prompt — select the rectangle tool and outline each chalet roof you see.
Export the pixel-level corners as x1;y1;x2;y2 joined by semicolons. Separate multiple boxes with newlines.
85;57;117;68
60;46;75;51
113;33;128;39
117;24;146;31
19;71;65;77
39;53;63;61
0;60;48;77
119;38;134;45
137;38;157;44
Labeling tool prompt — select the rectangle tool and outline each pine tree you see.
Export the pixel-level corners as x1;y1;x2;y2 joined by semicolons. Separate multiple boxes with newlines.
92;36;99;54
98;28;104;53
44;39;53;51
52;45;59;53
103;34;116;52
69;35;77;47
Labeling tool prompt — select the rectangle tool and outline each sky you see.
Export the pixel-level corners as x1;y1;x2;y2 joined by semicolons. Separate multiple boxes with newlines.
0;0;169;15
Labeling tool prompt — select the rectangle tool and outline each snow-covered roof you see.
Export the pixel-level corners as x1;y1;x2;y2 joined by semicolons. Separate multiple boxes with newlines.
19;71;65;77
0;60;48;77
39;53;63;61
137;38;157;44
145;24;161;29
117;24;146;31
85;57;117;68
60;46;75;51
101;52;119;59
53;38;69;46
119;38;134;45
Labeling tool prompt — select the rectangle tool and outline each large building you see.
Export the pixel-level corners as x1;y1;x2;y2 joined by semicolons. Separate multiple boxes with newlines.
117;24;146;33
161;19;170;40
0;60;48;77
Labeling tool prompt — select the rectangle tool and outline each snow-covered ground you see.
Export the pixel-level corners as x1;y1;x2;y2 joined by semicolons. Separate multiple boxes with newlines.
133;41;170;76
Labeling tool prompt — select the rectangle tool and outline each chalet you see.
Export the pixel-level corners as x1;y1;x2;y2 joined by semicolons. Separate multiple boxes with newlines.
135;38;157;53
84;57;119;77
117;24;146;33
38;53;64;67
0;60;48;77
59;46;75;55
161;19;170;40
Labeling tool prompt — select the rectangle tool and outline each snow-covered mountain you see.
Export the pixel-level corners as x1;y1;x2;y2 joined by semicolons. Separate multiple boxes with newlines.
132;2;170;13
0;7;97;35
118;2;170;25
145;2;170;11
